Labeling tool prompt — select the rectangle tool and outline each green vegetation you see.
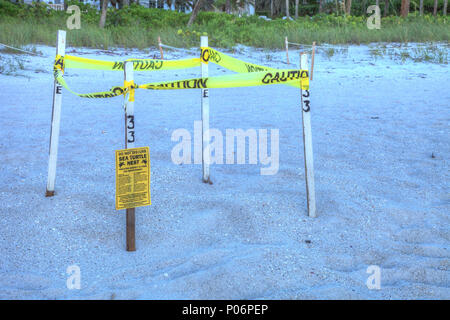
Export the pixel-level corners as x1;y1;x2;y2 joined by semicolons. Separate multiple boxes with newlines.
369;43;449;63
0;54;25;75
0;1;448;50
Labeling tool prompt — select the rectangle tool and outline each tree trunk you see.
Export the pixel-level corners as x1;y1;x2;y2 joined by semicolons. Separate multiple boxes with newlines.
226;0;231;14
345;0;352;14
270;0;274;17
384;0;388;16
286;0;290;18
99;0;108;28
400;0;410;17
187;0;205;27
419;0;423;15
444;0;448;15
295;0;299;18
433;0;438;16
319;0;324;13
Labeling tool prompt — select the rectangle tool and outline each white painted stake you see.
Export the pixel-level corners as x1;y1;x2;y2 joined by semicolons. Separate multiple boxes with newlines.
124;62;135;150
46;30;66;197
300;53;316;217
158;36;164;60
124;61;136;252
200;36;211;183
285;36;290;64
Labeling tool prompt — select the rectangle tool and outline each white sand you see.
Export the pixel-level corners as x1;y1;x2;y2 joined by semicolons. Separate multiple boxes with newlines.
0;43;448;299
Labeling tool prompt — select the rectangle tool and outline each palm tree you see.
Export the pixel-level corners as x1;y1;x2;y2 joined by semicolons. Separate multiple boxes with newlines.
345;0;352;15
226;0;231;13
99;0;109;28
400;0;409;17
187;0;206;26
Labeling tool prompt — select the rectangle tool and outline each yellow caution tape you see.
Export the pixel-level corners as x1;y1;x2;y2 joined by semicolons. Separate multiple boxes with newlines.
63;54;201;71
53;47;310;99
54;68;308;99
139;69;309;90
200;47;209;64
54;54;65;74
54;69;127;98
207;48;303;90
208;48;272;73
124;79;136;102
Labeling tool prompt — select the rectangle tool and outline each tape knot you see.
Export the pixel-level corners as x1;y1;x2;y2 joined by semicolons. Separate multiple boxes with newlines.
200;47;209;64
54;54;65;74
123;80;136;102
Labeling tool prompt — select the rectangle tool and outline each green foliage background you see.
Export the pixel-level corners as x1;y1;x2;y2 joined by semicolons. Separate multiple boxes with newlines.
0;1;448;49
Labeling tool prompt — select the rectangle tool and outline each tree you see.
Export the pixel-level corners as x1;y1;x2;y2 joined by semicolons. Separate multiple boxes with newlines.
400;0;409;17
285;0;290;18
384;0;389;16
99;0;109;28
187;0;206;26
295;0;299;18
345;0;352;15
419;0;423;15
444;0;448;15
433;0;438;16
319;0;324;13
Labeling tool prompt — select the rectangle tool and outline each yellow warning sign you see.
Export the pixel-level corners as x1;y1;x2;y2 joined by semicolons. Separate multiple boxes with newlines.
115;147;151;210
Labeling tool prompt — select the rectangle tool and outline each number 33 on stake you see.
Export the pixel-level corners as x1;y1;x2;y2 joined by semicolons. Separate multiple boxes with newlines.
302;90;310;112
127;115;135;143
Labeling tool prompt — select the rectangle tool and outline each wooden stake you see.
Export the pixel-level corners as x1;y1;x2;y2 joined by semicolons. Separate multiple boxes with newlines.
310;41;316;81
158;36;164;60
200;36;211;184
46;30;66;197
124;61;136;251
285;36;290;65
300;52;317;218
